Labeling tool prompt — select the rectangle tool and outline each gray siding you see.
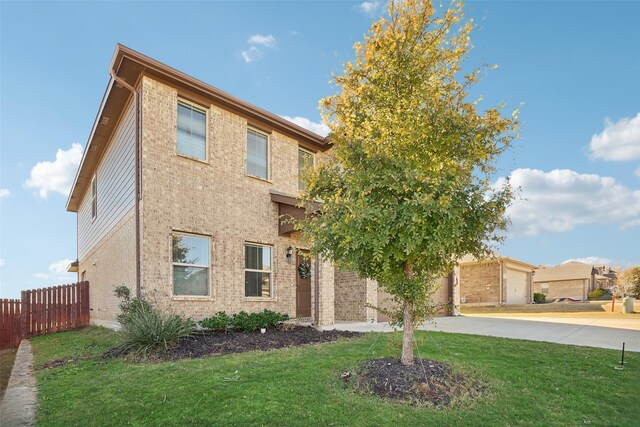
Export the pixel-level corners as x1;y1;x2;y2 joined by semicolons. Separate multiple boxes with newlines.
78;98;136;260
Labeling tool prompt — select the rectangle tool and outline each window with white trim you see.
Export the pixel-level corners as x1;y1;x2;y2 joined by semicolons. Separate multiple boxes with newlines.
91;175;97;220
172;233;210;296
541;283;549;294
247;129;269;179
244;243;272;297
298;148;314;191
177;101;207;160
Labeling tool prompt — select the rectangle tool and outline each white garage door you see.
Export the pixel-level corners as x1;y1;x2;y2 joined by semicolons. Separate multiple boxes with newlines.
506;269;528;304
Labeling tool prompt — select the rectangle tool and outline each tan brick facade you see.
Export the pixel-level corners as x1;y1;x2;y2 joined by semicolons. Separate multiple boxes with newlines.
460;262;501;304
334;271;377;322
73;49;458;327
138;76;314;321
377;277;452;322
533;279;588;301
80;208;136;324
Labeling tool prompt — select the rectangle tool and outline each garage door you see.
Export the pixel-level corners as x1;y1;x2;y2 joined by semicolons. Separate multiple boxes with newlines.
506;269;528;304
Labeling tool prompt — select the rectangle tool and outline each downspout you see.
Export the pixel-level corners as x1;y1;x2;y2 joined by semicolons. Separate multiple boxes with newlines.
314;254;320;325
498;260;503;305
109;70;141;298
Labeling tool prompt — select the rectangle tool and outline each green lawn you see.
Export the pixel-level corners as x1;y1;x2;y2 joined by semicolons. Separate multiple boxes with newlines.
31;326;638;426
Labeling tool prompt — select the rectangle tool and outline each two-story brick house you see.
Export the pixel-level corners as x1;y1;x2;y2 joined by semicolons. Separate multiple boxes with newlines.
67;45;456;328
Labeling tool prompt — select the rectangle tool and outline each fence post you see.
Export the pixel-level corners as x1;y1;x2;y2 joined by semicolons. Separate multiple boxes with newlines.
21;290;28;339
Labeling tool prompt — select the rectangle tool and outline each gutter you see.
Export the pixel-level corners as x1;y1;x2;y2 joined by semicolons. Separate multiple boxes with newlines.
109;68;142;299
499;260;504;305
314;254;320;326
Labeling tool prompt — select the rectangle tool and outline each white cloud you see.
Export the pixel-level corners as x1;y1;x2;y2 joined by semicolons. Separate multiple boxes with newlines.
33;259;76;283
562;257;613;266
281;116;330;137
589;113;640;161
49;259;74;275
241;46;262;64
358;1;383;17
0;258;5;268
241;34;277;63
247;34;276;48
25;143;83;199
0;188;11;198
495;168;640;236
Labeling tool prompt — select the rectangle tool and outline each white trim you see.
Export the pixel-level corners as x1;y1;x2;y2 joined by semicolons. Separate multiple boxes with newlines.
298;147;314;191
171;232;212;297
246;127;270;181
176;98;209;163
90;174;98;222
244;242;274;298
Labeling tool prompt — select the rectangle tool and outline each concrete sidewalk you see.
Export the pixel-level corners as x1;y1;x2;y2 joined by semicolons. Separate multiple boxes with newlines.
0;340;37;426
332;316;640;352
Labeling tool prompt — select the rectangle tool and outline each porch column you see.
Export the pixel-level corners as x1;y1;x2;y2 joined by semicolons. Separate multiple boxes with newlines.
315;258;335;327
364;279;378;322
452;266;461;316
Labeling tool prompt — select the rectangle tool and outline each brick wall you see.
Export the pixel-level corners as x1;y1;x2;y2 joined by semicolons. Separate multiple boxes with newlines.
79;209;136;323
460;262;501;304
334;271;377;322
138;76;326;321
377;277;450;322
533;279;587;301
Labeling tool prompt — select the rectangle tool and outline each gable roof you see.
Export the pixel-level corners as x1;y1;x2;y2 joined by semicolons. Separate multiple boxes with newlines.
459;253;536;269
66;44;331;212
533;261;595;282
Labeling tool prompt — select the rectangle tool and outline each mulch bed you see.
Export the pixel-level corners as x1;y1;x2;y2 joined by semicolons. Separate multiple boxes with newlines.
351;357;487;406
103;325;362;361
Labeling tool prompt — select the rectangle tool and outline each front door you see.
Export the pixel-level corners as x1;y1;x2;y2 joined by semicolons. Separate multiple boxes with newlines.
296;251;312;318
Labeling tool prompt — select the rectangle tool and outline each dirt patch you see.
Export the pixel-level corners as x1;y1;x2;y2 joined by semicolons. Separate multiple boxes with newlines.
351;357;487;406
0;348;18;399
103;325;362;361
41;357;83;369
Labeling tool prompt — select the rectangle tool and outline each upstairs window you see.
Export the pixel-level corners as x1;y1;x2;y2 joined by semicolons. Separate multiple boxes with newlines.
177;101;207;160
172;234;210;296
247;129;269;179
298;148;313;191
91;175;97;220
245;243;272;297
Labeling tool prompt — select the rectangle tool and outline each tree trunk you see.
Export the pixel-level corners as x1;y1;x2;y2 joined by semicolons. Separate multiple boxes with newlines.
401;299;415;365
401;261;415;366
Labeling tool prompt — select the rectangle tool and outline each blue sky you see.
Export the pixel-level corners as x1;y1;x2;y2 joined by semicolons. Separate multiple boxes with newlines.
1;1;639;299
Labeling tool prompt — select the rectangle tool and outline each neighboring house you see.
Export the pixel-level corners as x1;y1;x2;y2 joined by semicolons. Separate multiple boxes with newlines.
66;45;458;328
593;265;619;290
533;262;597;301
459;254;536;305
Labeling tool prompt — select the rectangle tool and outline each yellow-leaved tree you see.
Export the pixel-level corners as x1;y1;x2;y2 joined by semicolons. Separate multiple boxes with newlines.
298;0;519;365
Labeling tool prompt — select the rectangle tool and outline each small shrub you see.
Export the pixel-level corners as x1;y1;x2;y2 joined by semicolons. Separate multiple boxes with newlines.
114;285;151;324
120;309;194;356
259;309;290;328
533;293;546;304
114;286;194;357
199;310;290;332
200;312;232;331
588;288;607;300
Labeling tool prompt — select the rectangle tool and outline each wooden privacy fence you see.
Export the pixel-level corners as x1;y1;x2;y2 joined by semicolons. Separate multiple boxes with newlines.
0;281;89;350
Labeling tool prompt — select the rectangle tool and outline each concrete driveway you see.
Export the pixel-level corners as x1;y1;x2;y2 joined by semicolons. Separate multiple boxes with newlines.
333;316;640;352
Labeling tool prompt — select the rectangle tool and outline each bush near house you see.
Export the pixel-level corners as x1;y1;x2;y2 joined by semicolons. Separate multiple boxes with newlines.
200;310;290;332
114;286;194;356
533;293;546;304
588;288;608;301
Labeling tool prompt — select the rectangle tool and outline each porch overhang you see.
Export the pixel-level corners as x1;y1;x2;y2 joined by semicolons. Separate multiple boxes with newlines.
270;191;320;235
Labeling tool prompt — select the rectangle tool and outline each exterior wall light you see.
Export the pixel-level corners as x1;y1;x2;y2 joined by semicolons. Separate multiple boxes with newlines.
286;246;293;264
